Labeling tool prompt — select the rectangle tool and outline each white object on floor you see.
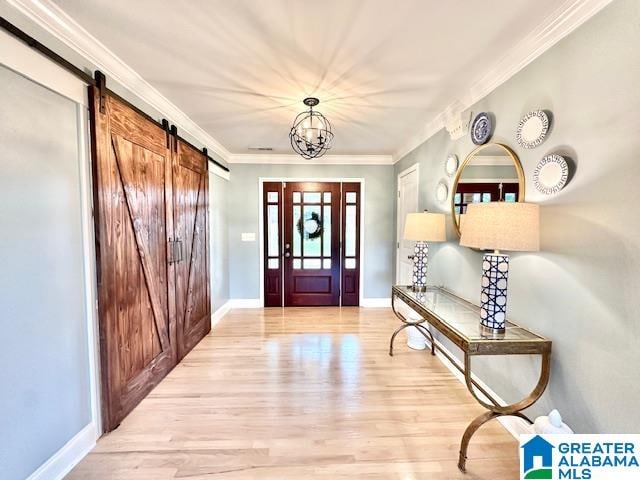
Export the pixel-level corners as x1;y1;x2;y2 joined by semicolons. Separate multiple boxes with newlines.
533;409;574;434
406;310;428;350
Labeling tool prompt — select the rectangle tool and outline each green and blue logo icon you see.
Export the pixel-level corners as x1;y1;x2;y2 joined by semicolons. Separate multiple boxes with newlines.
521;435;554;479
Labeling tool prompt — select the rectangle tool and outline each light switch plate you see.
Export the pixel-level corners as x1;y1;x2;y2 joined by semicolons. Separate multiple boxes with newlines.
241;232;256;242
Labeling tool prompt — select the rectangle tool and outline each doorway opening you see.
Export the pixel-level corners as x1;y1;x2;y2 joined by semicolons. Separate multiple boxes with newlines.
396;164;419;284
262;180;362;307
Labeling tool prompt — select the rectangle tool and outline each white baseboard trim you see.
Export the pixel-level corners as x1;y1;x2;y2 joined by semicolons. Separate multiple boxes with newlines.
27;422;97;480
228;298;262;309
211;300;231;327
429;338;532;438
360;298;391;308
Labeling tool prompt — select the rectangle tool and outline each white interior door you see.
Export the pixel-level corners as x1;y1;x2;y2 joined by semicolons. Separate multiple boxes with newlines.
396;165;419;284
396;164;427;350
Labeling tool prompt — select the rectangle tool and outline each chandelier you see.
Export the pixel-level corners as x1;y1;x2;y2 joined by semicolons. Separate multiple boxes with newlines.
289;97;333;159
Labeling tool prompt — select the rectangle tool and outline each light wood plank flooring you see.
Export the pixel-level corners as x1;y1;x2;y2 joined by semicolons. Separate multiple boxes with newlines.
68;307;519;479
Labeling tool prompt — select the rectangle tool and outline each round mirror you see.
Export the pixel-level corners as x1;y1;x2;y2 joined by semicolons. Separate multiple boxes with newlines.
451;143;525;237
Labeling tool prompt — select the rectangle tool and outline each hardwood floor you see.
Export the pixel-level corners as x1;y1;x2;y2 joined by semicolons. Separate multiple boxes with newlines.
68;307;519;479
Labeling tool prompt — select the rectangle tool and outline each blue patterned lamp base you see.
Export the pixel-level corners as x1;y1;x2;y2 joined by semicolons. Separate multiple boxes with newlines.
412;242;429;292
480;253;509;334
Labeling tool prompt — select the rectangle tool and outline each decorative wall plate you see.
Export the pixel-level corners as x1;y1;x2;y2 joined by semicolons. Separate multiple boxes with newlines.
470;112;493;145
533;154;568;195
516;110;550;149
445;153;459;177
436;180;449;203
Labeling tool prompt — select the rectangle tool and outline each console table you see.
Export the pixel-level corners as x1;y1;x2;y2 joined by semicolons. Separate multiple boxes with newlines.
390;285;552;472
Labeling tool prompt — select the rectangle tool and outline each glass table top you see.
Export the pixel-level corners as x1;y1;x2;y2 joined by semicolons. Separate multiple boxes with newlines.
392;286;550;350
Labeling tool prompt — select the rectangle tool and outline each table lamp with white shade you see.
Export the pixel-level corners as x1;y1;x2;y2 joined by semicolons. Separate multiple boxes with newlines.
460;202;540;335
403;211;446;291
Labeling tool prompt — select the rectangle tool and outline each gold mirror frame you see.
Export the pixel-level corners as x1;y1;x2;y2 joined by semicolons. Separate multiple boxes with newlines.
451;143;526;237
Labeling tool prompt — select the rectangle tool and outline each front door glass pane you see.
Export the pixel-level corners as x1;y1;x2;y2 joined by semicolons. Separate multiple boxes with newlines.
345;205;356;257
293;205;301;256
267;205;279;257
323;205;331;256
303;192;321;203
303;259;322;269
302;205;321;257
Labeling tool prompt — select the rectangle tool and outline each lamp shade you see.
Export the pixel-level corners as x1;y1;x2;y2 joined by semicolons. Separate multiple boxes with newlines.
403;212;446;242
460;202;539;252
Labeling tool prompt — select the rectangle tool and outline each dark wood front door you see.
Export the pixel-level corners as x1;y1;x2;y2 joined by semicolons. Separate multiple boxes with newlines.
173;139;211;361
283;182;341;306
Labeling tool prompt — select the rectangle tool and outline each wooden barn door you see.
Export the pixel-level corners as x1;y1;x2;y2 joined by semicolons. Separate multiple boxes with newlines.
91;90;177;431
173;139;211;360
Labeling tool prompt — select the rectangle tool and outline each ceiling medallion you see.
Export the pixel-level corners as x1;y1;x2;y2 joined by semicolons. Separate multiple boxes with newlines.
289;97;334;159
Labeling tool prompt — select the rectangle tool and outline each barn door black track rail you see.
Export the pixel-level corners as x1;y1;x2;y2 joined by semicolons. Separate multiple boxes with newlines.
1;16;230;173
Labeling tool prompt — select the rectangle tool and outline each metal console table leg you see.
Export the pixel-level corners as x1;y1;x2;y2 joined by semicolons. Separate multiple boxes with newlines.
457;351;551;472
389;294;436;356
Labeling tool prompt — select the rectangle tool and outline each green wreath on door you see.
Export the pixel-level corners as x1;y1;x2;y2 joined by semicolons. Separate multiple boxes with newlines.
297;211;323;239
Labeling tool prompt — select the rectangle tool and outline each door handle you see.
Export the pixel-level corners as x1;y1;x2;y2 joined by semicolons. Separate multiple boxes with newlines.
285;243;291;250
408;255;415;260
168;237;175;264
175;238;183;263
168;238;183;264
176;238;182;262
284;252;291;257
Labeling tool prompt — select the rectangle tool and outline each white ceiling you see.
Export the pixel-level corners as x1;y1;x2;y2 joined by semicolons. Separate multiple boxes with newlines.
53;0;574;157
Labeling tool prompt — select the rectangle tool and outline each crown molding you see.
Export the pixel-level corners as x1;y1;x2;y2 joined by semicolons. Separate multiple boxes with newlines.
228;154;394;165
5;0;392;167
6;0;233;163
393;0;615;163
8;0;613;166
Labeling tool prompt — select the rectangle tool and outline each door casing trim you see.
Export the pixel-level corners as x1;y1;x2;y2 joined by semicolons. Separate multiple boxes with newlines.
396;163;419;284
258;177;365;307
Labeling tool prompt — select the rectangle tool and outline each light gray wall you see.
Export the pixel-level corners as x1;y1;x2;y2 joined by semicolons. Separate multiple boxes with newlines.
0;2;229;309
0;66;92;480
395;0;640;433
228;164;395;300
209;170;230;312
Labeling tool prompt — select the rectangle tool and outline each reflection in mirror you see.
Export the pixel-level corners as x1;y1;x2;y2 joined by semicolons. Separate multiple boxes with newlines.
452;143;524;236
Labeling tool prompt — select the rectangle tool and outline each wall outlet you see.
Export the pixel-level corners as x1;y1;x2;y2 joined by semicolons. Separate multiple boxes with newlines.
241;232;256;242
